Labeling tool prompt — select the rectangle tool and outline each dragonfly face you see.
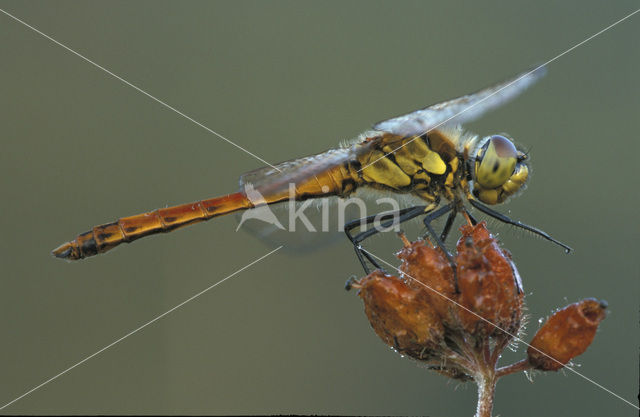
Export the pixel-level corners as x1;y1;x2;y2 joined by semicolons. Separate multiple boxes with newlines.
53;65;570;262
471;134;530;205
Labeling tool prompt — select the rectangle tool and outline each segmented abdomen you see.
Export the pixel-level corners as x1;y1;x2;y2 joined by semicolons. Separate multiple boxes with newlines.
52;193;251;260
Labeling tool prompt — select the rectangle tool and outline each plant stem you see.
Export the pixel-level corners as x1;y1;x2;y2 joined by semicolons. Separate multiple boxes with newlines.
496;359;531;378
475;372;497;417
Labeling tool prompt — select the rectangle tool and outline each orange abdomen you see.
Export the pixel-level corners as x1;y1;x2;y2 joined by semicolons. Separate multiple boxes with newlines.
52;193;252;260
52;160;356;260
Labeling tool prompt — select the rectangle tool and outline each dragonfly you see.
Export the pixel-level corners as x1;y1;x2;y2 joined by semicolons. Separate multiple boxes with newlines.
52;66;570;271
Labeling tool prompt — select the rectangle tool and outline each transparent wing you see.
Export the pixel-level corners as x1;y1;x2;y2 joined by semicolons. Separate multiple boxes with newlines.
234;197;359;253
373;66;547;136
239;142;373;196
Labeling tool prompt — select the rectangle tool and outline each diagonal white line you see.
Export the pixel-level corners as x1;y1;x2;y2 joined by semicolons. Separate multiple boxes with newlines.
357;8;640;174
0;246;282;411
359;247;639;410
0;8;281;172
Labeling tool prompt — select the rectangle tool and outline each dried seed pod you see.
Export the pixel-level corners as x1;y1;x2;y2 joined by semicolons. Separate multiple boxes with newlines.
454;223;523;337
351;224;607;416
397;238;456;321
355;270;445;360
527;298;607;371
354;223;524;368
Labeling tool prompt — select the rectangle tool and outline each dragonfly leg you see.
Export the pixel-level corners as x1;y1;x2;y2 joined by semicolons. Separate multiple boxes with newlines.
421;203;459;292
439;209;458;243
468;199;572;253
438;204;480;243
344;205;427;277
345;213;388;274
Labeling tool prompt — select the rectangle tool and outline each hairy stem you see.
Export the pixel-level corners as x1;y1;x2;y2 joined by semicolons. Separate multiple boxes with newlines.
475;372;497;417
496;359;532;378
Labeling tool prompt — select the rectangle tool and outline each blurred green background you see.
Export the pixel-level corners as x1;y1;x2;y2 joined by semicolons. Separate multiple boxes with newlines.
1;1;638;415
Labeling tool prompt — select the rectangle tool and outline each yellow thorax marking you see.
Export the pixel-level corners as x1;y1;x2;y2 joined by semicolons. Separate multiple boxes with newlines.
423;151;447;175
359;150;411;188
358;132;457;190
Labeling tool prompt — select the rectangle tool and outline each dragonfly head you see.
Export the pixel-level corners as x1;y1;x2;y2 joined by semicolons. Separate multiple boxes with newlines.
471;135;529;205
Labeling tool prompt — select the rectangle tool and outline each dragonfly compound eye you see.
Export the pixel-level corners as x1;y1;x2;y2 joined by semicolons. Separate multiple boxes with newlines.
475;135;518;189
473;135;529;205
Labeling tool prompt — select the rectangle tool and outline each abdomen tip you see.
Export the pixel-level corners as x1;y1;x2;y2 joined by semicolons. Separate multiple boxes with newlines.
51;242;77;260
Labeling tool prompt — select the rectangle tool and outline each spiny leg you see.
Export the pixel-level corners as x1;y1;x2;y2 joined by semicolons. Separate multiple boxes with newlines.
344;206;425;290
436;205;479;247
439;209;458;243
420;203;459;292
438;205;480;244
344;205;427;278
345;207;409;272
438;205;479;245
468;199;572;253
346;206;427;245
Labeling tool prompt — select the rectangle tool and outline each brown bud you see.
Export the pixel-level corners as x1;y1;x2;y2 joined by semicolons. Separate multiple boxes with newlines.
454;223;523;337
397;238;456;321
355;270;445;360
354;223;527;380
527;298;607;371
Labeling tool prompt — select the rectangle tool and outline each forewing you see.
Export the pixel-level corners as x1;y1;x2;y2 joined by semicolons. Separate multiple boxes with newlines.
239;142;373;196
373;66;547;136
